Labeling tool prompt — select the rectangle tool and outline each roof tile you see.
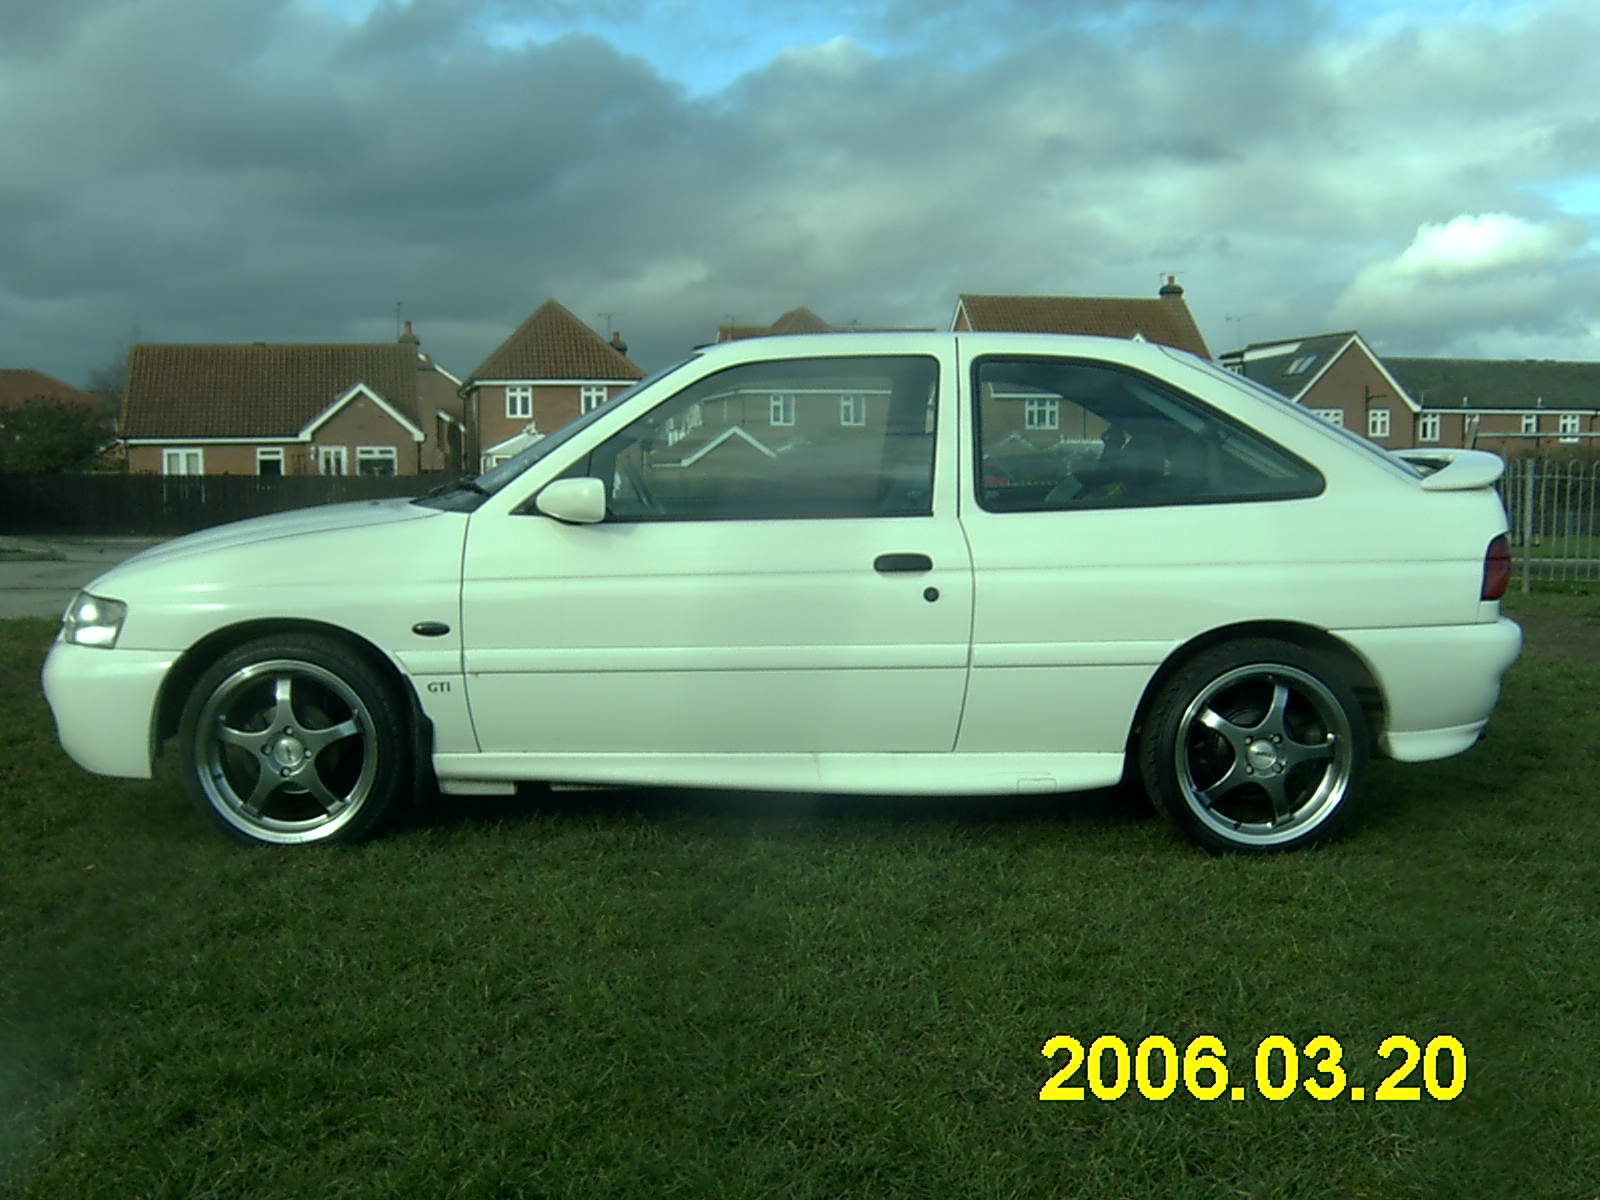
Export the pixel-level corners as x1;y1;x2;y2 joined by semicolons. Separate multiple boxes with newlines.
122;343;428;438
469;299;644;382
956;293;1210;358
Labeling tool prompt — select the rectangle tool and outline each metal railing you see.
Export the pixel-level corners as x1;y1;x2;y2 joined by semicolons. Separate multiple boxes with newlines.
1499;458;1600;589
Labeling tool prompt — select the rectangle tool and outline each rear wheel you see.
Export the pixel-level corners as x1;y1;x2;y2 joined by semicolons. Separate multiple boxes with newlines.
1139;639;1369;852
177;635;409;845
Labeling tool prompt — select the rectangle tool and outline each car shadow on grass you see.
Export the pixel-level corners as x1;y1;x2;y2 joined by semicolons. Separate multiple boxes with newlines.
404;778;1160;838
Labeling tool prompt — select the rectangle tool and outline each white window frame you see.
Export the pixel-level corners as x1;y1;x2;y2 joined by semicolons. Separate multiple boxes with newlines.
1310;408;1344;427
161;448;204;475
318;445;348;476
839;394;865;426
255;447;285;475
506;385;533;420
769;393;795;426
1417;413;1440;443
580;385;607;413
356;445;398;476
1521;413;1539;434
1367;407;1390;439
1024;397;1059;430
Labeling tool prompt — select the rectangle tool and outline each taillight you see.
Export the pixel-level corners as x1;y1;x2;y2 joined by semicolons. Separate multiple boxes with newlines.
1481;534;1511;601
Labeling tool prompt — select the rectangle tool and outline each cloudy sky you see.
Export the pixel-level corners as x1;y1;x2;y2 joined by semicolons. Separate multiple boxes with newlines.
3;0;1598;387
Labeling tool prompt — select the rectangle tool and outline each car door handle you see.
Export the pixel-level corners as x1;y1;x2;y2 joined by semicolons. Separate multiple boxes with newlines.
874;553;933;573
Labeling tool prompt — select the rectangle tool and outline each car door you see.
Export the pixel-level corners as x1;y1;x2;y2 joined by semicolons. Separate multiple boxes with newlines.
953;341;1326;760
459;345;974;757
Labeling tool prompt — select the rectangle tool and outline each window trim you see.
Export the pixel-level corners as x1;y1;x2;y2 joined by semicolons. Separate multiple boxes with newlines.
769;392;795;427
255;446;285;475
356;445;399;476
317;445;348;476
1023;396;1060;430
1521;413;1540;435
1417;413;1440;443
1367;407;1391;439
1310;408;1344;428
580;385;608;413
506;385;533;420
161;448;204;475
970;354;1324;514
839;393;865;426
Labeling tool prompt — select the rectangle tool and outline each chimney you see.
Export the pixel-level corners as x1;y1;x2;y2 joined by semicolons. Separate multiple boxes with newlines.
610;330;629;355
398;319;420;346
1159;275;1184;300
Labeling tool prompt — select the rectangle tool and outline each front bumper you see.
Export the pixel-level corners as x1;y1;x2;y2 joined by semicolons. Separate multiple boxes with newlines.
41;640;176;779
1337;617;1523;762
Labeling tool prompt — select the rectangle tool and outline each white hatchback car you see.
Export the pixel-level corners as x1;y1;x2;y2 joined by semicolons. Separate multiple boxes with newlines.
44;334;1521;851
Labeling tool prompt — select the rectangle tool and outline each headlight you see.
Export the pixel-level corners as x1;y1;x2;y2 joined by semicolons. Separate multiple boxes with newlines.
62;592;128;648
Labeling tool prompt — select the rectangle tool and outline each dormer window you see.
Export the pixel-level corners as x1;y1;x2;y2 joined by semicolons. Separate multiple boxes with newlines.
1285;354;1318;376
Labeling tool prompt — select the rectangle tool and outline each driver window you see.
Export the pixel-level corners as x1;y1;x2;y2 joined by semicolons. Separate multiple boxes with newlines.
974;358;1320;511
586;356;938;521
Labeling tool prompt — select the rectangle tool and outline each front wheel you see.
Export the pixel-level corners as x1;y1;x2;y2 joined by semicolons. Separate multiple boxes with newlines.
177;635;410;845
1138;639;1369;852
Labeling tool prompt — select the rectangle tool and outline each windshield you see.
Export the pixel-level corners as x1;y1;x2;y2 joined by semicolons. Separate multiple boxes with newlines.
448;354;699;502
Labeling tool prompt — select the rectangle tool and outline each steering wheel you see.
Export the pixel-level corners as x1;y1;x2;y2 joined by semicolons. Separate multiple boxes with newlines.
619;457;665;515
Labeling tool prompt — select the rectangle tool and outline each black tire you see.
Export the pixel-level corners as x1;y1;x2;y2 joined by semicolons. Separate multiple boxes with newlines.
1138;639;1369;852
177;634;410;846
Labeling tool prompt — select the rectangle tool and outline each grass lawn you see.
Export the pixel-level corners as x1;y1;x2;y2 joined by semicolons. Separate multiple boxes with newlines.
3;595;1597;1199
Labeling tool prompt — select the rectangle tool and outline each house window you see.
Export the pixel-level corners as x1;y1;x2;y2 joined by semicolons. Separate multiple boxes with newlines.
580;385;607;413
1367;407;1390;439
1559;413;1581;442
840;394;865;426
1024;397;1059;430
770;393;794;426
318;445;348;476
356;446;398;476
1521;413;1540;435
256;447;284;476
687;402;703;429
162;448;204;475
1310;408;1344;427
507;386;533;420
1417;414;1440;443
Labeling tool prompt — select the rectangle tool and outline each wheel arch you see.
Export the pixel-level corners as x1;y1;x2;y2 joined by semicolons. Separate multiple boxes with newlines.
153;619;433;770
1127;621;1385;756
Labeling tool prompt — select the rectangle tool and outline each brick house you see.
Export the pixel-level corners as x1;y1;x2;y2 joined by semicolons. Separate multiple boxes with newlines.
121;325;464;475
1219;331;1418;445
951;277;1211;358
460;299;643;471
1384;357;1600;455
1221;332;1600;453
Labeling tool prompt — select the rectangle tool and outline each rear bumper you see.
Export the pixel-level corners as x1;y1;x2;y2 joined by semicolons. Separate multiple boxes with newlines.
1337;618;1522;763
41;640;174;779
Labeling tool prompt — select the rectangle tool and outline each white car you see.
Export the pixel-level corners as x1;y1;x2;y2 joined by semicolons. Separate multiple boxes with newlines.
43;334;1521;851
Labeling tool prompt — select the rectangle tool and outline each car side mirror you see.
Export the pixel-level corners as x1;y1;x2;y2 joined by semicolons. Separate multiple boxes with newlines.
534;477;607;524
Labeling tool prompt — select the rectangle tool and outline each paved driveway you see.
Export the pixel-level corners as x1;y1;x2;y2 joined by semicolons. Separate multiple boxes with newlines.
0;537;163;620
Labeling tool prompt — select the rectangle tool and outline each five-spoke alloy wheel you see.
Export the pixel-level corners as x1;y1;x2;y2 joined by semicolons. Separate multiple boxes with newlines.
178;635;409;845
1139;639;1369;852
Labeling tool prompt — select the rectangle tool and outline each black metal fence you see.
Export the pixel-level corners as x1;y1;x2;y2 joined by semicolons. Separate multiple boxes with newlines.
0;473;448;537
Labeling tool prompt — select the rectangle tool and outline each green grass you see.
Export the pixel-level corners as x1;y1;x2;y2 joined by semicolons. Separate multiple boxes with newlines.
3;602;1598;1199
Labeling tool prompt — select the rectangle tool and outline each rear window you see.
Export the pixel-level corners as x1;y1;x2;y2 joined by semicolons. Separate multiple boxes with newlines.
974;356;1322;512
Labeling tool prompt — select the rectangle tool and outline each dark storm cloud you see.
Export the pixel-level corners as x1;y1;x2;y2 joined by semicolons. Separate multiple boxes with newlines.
3;0;1598;385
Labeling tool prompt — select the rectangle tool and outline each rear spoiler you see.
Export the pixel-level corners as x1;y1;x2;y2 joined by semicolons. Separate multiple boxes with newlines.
1390;448;1506;491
